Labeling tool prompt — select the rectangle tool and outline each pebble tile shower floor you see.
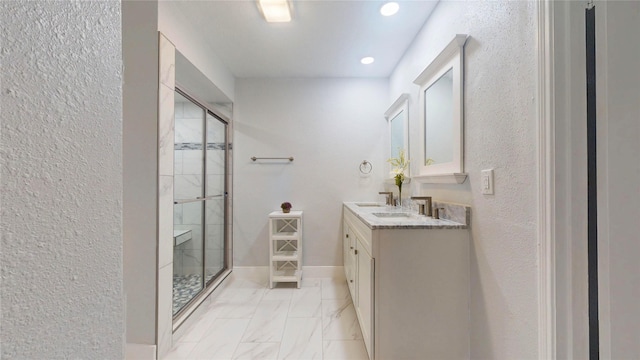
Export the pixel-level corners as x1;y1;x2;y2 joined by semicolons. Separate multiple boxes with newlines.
173;275;203;315
164;275;369;360
173;273;221;315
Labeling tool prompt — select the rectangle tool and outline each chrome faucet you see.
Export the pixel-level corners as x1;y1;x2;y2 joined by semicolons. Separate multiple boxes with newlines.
378;191;394;206
410;196;433;216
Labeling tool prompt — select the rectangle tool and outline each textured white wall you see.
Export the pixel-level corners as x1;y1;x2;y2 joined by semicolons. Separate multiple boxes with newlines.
234;78;388;267
1;1;124;358
390;1;539;358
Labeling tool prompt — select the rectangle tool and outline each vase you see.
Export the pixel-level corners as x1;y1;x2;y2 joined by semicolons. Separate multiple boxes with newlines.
282;208;290;213
397;184;402;207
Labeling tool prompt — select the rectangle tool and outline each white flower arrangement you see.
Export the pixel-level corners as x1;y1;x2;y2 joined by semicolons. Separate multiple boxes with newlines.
387;149;409;185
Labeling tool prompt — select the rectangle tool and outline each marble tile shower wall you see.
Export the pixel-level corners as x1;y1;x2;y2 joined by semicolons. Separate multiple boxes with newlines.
175;101;203;143
157;33;176;358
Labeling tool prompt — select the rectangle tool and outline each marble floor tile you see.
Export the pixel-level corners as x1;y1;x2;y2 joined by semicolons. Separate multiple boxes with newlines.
225;276;268;289
288;286;322;318
177;309;219;343
166;277;368;360
232;342;280;360
278;317;323;360
322;299;363;340
208;288;265;319
213;287;265;303
162;341;198;360
254;298;291;317
187;318;250;360
208;299;259;319
241;300;290;343
262;287;295;301
322;340;369;360
301;277;322;288
321;278;349;300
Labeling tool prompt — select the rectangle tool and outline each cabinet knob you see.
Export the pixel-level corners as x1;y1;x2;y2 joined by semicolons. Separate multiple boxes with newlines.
350;279;353;283
350;246;354;250
355;249;358;255
346;234;349;238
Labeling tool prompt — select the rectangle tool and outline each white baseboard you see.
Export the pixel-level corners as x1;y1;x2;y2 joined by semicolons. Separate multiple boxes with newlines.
232;266;344;281
231;266;269;281
303;266;345;280
125;343;156;360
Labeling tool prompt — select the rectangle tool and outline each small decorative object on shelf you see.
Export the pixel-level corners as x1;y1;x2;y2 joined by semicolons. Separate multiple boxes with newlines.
281;202;292;213
387;148;410;206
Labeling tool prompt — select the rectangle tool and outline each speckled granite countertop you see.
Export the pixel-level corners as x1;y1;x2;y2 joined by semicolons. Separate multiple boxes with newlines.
343;202;470;230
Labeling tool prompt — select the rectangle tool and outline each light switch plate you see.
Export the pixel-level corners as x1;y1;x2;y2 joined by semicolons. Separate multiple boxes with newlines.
481;169;494;195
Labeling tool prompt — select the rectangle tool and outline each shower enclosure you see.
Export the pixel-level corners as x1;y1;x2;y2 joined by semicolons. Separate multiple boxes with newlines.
172;89;229;317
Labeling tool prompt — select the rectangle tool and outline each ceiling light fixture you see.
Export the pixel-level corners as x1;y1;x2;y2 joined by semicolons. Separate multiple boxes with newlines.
257;0;292;23
380;2;399;16
361;57;375;65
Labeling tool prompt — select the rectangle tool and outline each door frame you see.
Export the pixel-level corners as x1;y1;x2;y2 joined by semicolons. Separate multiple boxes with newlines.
536;0;557;357
538;1;621;358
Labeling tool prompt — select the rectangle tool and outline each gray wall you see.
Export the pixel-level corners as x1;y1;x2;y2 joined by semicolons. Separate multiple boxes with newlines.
123;0;160;346
1;1;124;358
158;1;235;102
597;1;640;357
234;78;388;267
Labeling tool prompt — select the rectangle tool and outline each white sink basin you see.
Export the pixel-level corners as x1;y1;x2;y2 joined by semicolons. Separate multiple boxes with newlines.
372;212;412;218
355;203;385;207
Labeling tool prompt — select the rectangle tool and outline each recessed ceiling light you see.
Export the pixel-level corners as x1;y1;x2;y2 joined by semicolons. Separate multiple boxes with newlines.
361;57;375;65
257;0;292;23
380;2;399;16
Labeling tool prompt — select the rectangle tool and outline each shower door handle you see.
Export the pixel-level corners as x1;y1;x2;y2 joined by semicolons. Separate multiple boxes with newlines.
174;194;225;204
199;194;224;200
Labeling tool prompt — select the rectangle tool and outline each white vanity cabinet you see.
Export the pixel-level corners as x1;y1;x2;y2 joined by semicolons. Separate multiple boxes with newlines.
355;238;373;356
343;220;356;296
343;212;374;359
343;203;470;360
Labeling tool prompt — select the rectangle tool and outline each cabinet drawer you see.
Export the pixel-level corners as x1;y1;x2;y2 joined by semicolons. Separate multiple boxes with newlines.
344;207;372;257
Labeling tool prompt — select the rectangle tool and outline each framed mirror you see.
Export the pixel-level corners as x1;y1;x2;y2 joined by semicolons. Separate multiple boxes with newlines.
413;34;468;183
385;94;410;178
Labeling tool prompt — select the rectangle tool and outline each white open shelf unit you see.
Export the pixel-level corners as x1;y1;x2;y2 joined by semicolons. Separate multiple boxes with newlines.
268;210;303;288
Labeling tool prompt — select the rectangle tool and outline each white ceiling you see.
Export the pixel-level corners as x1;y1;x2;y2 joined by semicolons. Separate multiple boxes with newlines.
169;0;439;78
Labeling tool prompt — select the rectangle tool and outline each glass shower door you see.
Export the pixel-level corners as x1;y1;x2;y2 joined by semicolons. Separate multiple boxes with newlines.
205;111;227;284
172;89;230;319
173;91;205;316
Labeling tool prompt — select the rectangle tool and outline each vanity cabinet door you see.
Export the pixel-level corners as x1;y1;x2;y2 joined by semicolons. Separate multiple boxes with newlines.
343;222;356;301
356;239;374;359
343;208;374;359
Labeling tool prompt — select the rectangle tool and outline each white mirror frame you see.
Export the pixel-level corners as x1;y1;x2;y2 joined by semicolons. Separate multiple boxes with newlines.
413;34;468;184
384;93;410;179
